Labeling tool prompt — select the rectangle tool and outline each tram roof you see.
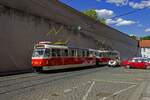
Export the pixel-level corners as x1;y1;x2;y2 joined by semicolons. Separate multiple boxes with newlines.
96;50;119;53
36;44;91;50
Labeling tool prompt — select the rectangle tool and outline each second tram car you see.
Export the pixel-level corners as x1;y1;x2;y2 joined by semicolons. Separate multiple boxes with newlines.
32;42;96;72
96;50;120;66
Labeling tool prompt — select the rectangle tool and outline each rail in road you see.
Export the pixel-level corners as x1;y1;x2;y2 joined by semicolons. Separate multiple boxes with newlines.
0;66;150;100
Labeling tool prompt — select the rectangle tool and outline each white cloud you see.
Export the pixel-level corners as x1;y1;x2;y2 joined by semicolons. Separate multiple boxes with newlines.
106;18;136;26
129;0;150;9
116;18;136;26
106;19;117;24
106;0;128;6
95;9;114;19
145;28;150;32
95;9;136;26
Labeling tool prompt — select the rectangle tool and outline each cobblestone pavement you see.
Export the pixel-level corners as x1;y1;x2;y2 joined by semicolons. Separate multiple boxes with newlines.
0;66;150;100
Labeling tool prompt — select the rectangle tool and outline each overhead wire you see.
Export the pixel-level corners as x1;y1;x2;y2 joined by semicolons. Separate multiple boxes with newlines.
111;7;148;19
62;0;149;19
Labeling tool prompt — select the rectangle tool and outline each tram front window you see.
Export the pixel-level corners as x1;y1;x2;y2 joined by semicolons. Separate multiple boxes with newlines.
32;49;45;57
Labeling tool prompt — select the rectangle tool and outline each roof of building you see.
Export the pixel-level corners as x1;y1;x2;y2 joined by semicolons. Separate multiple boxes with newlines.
139;40;150;47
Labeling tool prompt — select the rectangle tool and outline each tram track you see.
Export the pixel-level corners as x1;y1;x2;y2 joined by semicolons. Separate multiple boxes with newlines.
0;66;109;95
0;74;50;87
0;73;39;82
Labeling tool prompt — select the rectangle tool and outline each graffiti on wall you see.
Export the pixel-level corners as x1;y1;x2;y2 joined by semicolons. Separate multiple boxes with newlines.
46;25;69;44
47;25;64;35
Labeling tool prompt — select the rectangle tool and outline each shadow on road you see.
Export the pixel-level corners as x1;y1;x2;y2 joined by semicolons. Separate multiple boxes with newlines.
41;65;106;74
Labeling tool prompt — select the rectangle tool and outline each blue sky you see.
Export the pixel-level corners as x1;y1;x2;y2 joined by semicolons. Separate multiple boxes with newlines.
59;0;150;37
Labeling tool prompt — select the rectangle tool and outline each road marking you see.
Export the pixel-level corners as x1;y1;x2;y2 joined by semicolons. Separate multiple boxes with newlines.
64;89;72;93
82;81;95;100
64;80;93;94
87;81;92;83
72;86;77;89
128;82;147;100
99;84;137;100
93;79;137;85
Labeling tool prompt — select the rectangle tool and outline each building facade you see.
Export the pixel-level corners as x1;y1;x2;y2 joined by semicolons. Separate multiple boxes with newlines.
140;40;150;58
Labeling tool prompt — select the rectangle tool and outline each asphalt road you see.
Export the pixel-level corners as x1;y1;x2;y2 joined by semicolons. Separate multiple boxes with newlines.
0;66;150;100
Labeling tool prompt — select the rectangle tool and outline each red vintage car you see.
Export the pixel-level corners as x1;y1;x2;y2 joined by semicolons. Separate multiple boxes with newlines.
121;57;150;69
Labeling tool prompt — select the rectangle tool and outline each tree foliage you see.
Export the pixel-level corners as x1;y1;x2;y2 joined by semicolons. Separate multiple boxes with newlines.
83;9;106;24
83;9;97;19
140;36;150;40
130;35;138;40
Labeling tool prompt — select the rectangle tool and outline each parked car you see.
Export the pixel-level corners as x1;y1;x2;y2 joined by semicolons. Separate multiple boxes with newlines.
121;57;150;69
147;58;150;63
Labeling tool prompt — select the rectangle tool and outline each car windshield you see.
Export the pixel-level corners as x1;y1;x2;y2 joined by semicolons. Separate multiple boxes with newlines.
132;58;150;62
32;49;45;57
131;59;139;62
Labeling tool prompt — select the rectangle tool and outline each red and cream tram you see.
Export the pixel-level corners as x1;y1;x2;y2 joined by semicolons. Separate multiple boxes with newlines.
96;50;120;66
32;41;96;72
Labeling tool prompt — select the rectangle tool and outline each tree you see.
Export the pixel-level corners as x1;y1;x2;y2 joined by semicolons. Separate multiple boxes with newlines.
83;9;97;19
129;35;139;40
83;9;106;24
140;36;150;40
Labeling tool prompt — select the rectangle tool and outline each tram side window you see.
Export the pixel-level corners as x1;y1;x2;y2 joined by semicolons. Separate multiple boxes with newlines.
70;49;75;57
114;53;118;58
77;50;82;57
44;49;51;57
96;52;100;57
99;53;102;57
68;49;71;57
65;49;68;56
85;50;88;57
57;49;61;56
94;52;97;56
52;49;61;57
82;50;86;57
52;49;57;57
105;52;109;57
109;52;111;57
102;53;106;57
62;49;68;57
71;50;74;56
87;51;89;57
74;50;77;57
89;51;93;57
93;51;96;57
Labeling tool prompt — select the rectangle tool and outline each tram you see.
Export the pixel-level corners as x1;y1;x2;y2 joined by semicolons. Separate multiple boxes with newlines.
32;41;96;72
96;50;120;66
